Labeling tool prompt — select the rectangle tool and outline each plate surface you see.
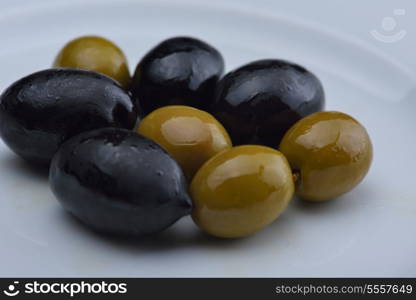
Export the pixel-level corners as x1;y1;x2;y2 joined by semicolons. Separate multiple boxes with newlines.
0;0;415;277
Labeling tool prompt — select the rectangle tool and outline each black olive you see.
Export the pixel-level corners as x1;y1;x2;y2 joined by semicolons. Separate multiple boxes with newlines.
0;68;138;165
209;59;325;147
131;36;224;115
49;128;192;236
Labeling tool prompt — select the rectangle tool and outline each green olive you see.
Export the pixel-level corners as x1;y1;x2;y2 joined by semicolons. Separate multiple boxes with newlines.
191;145;294;238
53;36;131;88
137;105;231;180
279;111;373;202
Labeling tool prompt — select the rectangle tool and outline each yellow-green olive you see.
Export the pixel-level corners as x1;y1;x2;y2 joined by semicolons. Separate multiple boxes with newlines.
53;36;131;88
279;111;373;202
136;105;232;180
191;145;294;238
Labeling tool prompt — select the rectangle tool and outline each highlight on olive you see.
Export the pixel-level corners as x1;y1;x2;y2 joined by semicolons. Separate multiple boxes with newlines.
131;36;224;115
209;59;325;147
53;35;131;88
137;105;232;180
0;68;137;165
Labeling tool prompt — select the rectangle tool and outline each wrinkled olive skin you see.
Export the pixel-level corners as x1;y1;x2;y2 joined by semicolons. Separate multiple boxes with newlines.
0;69;137;165
191;145;294;238
137;105;232;180
49;128;192;236
53;36;131;88
131;37;224;115
279;111;373;202
209;59;325;147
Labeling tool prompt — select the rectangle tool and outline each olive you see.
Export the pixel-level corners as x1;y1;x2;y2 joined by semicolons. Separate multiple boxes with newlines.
0;69;137;165
137;105;231;180
191;145;294;238
279;111;373;202
131;36;224;115
209;59;325;147
49;128;192;236
53;36;131;88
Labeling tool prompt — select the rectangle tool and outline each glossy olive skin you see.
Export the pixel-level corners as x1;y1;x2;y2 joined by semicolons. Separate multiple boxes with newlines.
49;128;192;236
137;105;232;180
191;145;294;238
53;36;131;88
279;111;373;202
209;59;325;147
131;37;224;115
0;69;137;165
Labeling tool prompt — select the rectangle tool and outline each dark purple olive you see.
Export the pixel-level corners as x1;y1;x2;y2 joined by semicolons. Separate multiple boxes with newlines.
49;128;191;236
131;37;224;115
0;68;137;165
209;59;325;147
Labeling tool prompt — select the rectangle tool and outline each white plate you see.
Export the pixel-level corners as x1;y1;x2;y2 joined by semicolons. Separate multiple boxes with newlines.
1;0;415;277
